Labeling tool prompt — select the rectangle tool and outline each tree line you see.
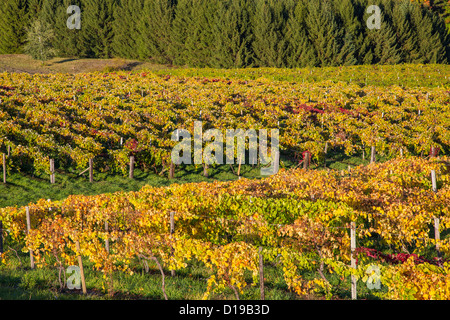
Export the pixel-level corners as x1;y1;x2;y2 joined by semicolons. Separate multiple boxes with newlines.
0;0;449;67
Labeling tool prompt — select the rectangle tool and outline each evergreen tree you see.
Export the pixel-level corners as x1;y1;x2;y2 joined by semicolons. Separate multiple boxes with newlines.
334;0;364;64
169;0;219;67
410;3;448;63
391;0;420;63
429;6;450;63
169;0;195;65
368;10;402;64
0;0;447;67
305;0;354;66
251;0;291;67
138;0;176;64
27;0;44;18
184;0;219;67
112;0;144;59
80;0;116;58
285;0;318;67
212;0;254;68
429;0;450;32
432;5;450;62
0;0;29;53
38;0;62;29
53;0;83;57
338;32;358;66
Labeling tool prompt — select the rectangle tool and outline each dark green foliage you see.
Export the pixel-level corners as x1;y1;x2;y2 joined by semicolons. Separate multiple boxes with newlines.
137;0;178;65
334;0;367;65
0;0;29;54
112;0;144;59
185;0;219;67
391;1;420;63
169;0;218;67
38;0;61;27
80;0;116;58
305;0;357;66
251;0;291;67
370;18;402;65
410;2;449;63
53;0;83;57
285;0;316;67
429;0;450;32
212;0;254;68
168;0;193;65
363;1;402;65
27;0;43;16
0;0;449;66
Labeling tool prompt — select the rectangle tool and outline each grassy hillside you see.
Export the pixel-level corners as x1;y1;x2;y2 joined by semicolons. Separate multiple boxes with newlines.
0;54;172;74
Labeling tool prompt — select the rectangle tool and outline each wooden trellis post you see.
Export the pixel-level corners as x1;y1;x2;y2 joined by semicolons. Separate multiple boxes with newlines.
431;170;441;263
350;222;357;300
431;170;437;193
75;241;87;294
430;146;437;157
203;163;209;177
50;159;55;184
2;153;5;184
303;152;310;170
169;161;175;180
129;156;135;179
273;149;280;174
105;221;110;254
0;220;3;260
89;158;93;183
434;217;441;262
259;247;265;300
237;153;243;177
170;212;175;277
370;146;376;164
26;207;35;269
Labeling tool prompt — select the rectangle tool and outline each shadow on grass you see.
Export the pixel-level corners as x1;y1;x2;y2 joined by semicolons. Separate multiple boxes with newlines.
0;150;393;209
52;58;78;65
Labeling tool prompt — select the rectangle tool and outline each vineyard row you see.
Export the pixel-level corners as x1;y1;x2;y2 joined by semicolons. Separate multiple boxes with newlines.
0;71;449;178
1;156;450;299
